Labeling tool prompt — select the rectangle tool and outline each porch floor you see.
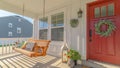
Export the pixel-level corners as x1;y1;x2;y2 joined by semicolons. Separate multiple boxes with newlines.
0;53;89;68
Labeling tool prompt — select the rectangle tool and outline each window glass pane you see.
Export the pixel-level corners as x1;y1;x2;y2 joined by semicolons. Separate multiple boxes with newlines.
8;32;12;36
58;28;64;41
101;6;106;17
94;7;100;18
39;29;48;40
8;23;12;28
51;21;57;27
51;28;64;41
39;17;48;28
57;20;64;26
51;13;64;27
108;3;114;16
57;13;64;19
17;27;21;34
51;16;56;27
51;28;57;40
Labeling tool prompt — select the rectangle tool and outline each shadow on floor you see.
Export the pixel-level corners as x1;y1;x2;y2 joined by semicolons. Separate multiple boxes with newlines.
0;54;61;68
32;58;60;68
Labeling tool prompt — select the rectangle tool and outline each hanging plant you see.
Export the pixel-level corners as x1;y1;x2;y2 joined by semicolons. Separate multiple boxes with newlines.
70;19;79;28
95;20;116;37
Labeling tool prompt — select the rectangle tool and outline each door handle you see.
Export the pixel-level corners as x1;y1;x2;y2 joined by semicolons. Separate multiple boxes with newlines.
89;29;92;42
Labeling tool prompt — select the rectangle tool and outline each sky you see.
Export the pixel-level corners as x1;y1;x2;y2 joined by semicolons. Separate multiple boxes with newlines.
0;10;33;23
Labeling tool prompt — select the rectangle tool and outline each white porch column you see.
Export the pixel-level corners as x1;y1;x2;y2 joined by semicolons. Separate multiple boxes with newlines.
33;18;39;40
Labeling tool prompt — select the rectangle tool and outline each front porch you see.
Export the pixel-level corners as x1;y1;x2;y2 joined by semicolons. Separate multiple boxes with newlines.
0;0;120;68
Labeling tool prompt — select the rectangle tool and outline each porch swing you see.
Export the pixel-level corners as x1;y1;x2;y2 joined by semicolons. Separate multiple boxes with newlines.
13;39;51;57
13;0;51;57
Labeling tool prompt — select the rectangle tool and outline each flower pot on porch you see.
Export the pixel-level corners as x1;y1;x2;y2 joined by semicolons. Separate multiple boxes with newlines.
67;49;81;68
74;60;77;65
67;59;78;68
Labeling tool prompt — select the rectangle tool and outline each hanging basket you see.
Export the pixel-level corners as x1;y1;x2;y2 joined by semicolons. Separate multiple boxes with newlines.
95;20;116;37
70;19;79;28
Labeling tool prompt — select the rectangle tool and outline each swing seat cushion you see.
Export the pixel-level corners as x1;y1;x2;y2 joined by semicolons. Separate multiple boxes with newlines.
14;48;36;57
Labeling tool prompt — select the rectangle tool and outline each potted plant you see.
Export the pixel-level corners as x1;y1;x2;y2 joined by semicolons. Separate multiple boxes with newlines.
67;49;81;67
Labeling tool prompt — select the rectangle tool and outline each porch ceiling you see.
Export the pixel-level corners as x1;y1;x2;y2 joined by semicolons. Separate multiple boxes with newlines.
0;0;70;18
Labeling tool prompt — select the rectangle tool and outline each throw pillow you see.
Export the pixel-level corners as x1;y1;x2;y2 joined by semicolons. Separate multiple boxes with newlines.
25;42;35;51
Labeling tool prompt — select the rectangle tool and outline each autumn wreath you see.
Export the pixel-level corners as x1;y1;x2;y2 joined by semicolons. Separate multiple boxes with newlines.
95;20;116;36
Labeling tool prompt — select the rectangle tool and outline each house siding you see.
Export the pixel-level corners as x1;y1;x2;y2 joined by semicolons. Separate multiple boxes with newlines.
0;16;33;38
35;0;96;59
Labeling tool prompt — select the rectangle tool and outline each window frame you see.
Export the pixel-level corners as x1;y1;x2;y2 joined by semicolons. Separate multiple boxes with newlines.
8;32;12;36
8;23;12;28
94;3;115;18
51;12;64;41
17;27;21;34
39;17;48;40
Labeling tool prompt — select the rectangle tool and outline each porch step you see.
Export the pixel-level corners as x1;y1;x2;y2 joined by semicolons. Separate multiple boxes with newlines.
82;60;120;68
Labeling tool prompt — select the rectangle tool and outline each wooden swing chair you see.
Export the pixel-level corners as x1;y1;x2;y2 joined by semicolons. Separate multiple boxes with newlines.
13;39;51;57
13;0;51;57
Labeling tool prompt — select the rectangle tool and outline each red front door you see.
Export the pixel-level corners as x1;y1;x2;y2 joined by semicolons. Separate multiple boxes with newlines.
87;0;120;65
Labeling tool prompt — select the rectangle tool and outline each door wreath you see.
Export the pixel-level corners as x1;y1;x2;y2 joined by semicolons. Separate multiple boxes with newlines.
95;20;116;37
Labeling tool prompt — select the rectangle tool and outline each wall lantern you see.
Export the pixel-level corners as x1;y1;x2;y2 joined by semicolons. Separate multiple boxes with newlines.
77;9;83;18
62;44;68;63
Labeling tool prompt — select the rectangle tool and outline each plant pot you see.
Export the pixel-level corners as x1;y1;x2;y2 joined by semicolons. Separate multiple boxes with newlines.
74;60;77;65
67;59;74;68
68;59;78;68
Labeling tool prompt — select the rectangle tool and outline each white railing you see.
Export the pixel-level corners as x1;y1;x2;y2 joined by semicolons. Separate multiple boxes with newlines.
0;38;30;55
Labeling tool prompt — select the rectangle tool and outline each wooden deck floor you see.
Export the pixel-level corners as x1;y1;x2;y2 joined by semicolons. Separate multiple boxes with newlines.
0;53;61;68
0;53;89;68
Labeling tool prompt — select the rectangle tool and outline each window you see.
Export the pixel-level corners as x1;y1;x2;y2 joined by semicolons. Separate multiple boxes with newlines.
8;23;12;28
17;27;21;34
94;7;100;18
51;28;64;41
94;3;115;18
39;29;48;40
39;18;48;28
101;6;106;17
51;12;64;41
108;3;114;16
39;17;48;40
51;13;64;27
8;32;12;36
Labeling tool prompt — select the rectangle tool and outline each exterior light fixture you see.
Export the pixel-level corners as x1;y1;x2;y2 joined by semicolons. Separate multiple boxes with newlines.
77;8;83;18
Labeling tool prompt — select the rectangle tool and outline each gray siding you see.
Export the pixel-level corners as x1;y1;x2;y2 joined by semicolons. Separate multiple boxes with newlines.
0;16;33;38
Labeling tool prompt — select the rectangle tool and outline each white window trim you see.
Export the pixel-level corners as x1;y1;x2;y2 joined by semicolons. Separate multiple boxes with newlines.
51;26;64;29
8;23;12;28
39;27;48;30
8;32;12;36
17;27;21;34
